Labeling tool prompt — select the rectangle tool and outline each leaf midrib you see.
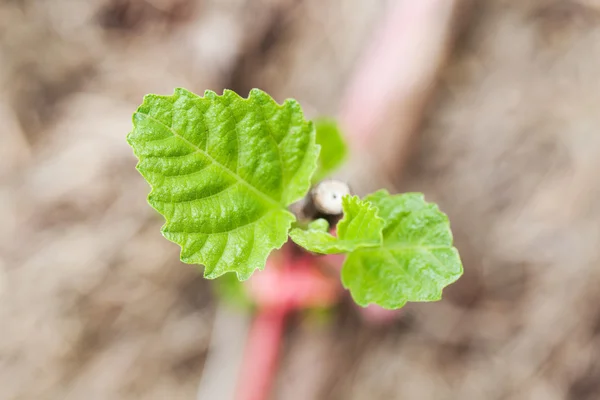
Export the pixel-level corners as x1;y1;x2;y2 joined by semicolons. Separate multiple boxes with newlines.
356;244;459;281
138;112;283;210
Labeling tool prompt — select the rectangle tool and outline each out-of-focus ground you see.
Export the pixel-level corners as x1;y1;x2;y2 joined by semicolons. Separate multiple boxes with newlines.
2;1;600;399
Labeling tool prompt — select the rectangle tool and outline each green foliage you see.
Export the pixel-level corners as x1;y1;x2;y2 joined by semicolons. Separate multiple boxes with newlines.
313;118;347;183
289;195;383;254
341;190;463;309
127;88;319;280
127;88;463;309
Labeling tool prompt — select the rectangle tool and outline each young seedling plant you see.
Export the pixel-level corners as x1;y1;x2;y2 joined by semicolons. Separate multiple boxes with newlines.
127;88;463;398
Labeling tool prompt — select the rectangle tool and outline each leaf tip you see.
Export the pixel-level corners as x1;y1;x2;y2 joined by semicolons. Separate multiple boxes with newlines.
203;269;222;280
234;270;253;282
173;87;192;97
140;92;157;104
369;189;391;199
222;88;243;100
203;89;218;98
248;88;266;98
341;194;359;207
131;111;144;123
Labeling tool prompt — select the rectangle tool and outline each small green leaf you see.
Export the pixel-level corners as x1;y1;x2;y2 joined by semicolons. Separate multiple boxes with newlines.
307;218;330;232
290;195;384;254
341;190;463;309
312;118;348;183
127;88;319;280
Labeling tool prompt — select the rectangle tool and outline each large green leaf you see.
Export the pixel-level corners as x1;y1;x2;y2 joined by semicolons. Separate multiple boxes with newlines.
341;190;463;309
289;195;383;254
127;88;319;279
312;118;348;183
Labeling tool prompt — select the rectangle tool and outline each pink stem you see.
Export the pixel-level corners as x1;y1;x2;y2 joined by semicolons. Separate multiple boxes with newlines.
235;306;288;400
340;0;458;183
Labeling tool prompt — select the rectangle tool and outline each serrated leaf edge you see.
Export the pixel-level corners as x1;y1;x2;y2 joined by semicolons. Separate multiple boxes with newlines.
127;88;320;280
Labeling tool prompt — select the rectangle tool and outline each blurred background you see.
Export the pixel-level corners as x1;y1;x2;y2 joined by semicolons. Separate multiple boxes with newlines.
2;0;600;399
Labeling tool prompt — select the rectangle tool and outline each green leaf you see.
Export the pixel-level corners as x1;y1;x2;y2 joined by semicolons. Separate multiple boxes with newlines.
341;190;463;309
127;88;319;280
289;195;384;254
312;118;347;183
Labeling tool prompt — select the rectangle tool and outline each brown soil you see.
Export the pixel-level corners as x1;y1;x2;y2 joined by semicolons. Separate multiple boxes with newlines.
2;1;600;399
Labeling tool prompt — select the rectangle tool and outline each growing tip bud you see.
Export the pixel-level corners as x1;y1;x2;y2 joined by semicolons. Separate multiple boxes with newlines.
312;180;351;215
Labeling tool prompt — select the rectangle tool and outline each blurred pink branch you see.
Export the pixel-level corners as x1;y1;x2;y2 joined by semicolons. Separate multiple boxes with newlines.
235;307;286;400
340;0;460;190
236;251;339;400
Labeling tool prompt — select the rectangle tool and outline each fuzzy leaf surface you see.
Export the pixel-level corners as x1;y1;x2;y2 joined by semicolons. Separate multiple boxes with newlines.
312;118;347;183
341;190;463;309
290;195;383;254
127;88;319;279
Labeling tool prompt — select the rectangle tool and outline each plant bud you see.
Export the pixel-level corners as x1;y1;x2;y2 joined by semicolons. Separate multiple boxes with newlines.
311;180;351;215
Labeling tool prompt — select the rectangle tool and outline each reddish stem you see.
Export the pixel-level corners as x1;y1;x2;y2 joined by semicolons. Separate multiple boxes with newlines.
235;247;339;400
235;306;288;400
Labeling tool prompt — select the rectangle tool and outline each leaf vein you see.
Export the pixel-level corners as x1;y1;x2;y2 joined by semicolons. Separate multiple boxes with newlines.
155;182;239;205
163;211;272;235
138;112;281;207
254;95;285;197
